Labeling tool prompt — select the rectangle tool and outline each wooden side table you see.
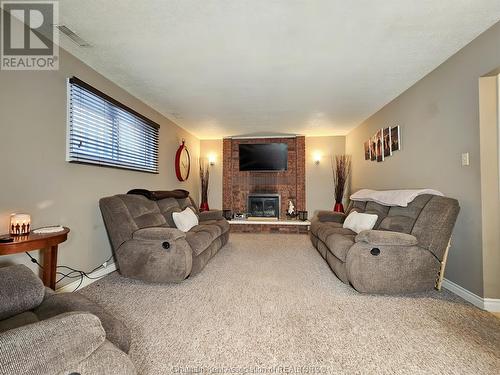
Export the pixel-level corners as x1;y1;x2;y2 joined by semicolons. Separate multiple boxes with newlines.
0;228;70;289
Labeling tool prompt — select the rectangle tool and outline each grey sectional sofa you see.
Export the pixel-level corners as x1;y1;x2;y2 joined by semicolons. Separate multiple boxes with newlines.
310;194;460;293
0;264;135;375
100;191;229;283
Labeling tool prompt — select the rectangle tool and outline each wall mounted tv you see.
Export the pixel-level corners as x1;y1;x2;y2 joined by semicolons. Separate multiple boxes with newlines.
239;143;288;171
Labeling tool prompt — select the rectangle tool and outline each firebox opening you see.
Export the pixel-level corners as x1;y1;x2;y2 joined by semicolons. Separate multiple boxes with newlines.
247;194;280;219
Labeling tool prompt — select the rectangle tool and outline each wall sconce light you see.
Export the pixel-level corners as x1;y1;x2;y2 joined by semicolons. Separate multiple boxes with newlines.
313;152;322;165
10;213;31;236
208;154;216;166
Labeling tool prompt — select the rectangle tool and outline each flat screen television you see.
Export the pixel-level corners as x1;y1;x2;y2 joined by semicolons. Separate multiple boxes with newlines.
239;143;288;171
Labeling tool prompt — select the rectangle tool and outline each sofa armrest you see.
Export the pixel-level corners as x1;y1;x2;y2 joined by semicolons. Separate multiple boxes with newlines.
66;340;136;375
35;293;131;354
0;264;45;320
355;230;418;246
316;210;346;223
199;210;224;221
346;242;440;293
132;227;186;241
116;237;193;283
0;312;105;375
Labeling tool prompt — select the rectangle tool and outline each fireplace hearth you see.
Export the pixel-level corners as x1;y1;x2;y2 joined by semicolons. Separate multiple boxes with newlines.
248;194;280;219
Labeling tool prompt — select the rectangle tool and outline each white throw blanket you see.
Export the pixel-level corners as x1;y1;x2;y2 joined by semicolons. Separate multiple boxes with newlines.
350;189;444;207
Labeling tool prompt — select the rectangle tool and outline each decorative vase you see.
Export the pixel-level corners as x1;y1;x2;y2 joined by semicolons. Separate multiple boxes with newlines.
334;202;344;213
200;201;209;212
200;186;209;212
199;157;210;212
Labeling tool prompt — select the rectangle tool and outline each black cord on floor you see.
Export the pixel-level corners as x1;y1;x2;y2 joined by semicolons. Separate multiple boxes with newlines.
25;252;113;292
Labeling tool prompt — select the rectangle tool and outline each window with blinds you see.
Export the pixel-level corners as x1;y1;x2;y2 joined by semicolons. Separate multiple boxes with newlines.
67;77;159;173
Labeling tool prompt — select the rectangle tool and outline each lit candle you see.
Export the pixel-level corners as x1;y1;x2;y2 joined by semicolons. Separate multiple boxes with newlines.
10;213;31;236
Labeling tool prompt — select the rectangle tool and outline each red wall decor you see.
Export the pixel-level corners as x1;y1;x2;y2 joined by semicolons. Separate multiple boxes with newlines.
175;139;191;181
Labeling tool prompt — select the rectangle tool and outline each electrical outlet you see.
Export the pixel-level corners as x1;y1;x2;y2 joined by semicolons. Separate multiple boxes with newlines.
461;152;470;166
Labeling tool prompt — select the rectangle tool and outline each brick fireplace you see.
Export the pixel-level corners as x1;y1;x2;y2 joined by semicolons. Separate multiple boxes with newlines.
222;136;306;219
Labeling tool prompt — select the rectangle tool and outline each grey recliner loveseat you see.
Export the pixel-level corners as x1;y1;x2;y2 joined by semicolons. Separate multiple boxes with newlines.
0;264;135;375
310;194;460;293
99;190;229;283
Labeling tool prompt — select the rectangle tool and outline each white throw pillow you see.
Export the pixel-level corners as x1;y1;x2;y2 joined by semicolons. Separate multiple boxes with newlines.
172;207;199;232
342;211;378;234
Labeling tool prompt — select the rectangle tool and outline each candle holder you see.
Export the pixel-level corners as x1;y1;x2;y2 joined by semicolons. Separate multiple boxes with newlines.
223;209;233;221
10;213;31;236
298;211;308;221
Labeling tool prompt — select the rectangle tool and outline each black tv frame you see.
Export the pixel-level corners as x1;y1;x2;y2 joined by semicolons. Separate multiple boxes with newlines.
238;143;288;172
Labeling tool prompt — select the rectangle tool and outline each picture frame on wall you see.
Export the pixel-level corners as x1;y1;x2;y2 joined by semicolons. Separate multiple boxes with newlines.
364;140;370;160
370;136;377;161
364;125;401;162
375;129;384;162
383;127;392;157
391;125;401;151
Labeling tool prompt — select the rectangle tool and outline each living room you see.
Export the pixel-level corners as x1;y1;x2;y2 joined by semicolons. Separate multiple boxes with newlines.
0;1;499;374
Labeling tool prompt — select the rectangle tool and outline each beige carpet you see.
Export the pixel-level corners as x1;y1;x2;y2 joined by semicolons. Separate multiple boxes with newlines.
80;234;500;374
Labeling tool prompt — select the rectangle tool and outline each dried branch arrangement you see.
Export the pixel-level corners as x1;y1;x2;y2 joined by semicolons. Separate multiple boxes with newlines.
332;155;351;204
200;158;210;210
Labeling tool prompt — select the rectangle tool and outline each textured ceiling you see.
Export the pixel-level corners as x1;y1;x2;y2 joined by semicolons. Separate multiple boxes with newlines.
58;0;500;139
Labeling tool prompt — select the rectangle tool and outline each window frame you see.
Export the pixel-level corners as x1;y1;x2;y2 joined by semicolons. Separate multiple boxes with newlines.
66;76;160;174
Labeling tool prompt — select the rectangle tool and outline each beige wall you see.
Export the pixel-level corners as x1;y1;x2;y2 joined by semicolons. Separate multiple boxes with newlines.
0;48;200;287
200;140;223;210
305;136;346;216
200;136;346;219
478;75;500;299
346;22;500;297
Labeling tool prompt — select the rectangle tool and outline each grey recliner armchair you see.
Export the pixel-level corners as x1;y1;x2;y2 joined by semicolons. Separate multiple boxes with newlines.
310;194;460;293
0;264;135;375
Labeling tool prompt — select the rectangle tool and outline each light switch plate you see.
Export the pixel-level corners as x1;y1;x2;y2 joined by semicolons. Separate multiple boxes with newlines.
461;152;470;166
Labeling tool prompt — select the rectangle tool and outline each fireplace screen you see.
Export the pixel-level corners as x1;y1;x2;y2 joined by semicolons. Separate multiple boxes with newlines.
248;194;280;219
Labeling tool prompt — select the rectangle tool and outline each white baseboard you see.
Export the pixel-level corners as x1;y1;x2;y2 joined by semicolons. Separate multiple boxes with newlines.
56;263;117;293
442;278;500;312
483;298;500;312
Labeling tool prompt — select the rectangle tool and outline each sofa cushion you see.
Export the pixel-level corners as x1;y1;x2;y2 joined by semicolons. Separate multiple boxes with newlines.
173;207;199;232
35;293;131;354
343;211;378;234
355;230;418;246
364;202;390;228
325;234;355;262
378;194;433;233
177;197;198;213
0;312;105;375
156;197;182;227
118;194;167;229
377;215;415;233
311;221;342;237
186;224;222;255
200;219;230;235
199;210;224;222
344;201;389;228
316;223;356;243
411;195;460;260
0;312;39;333
132;227;186;241
316;211;346;223
0;264;45;320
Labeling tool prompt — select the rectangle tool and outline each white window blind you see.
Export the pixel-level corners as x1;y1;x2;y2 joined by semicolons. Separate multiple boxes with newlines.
67;77;159;173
